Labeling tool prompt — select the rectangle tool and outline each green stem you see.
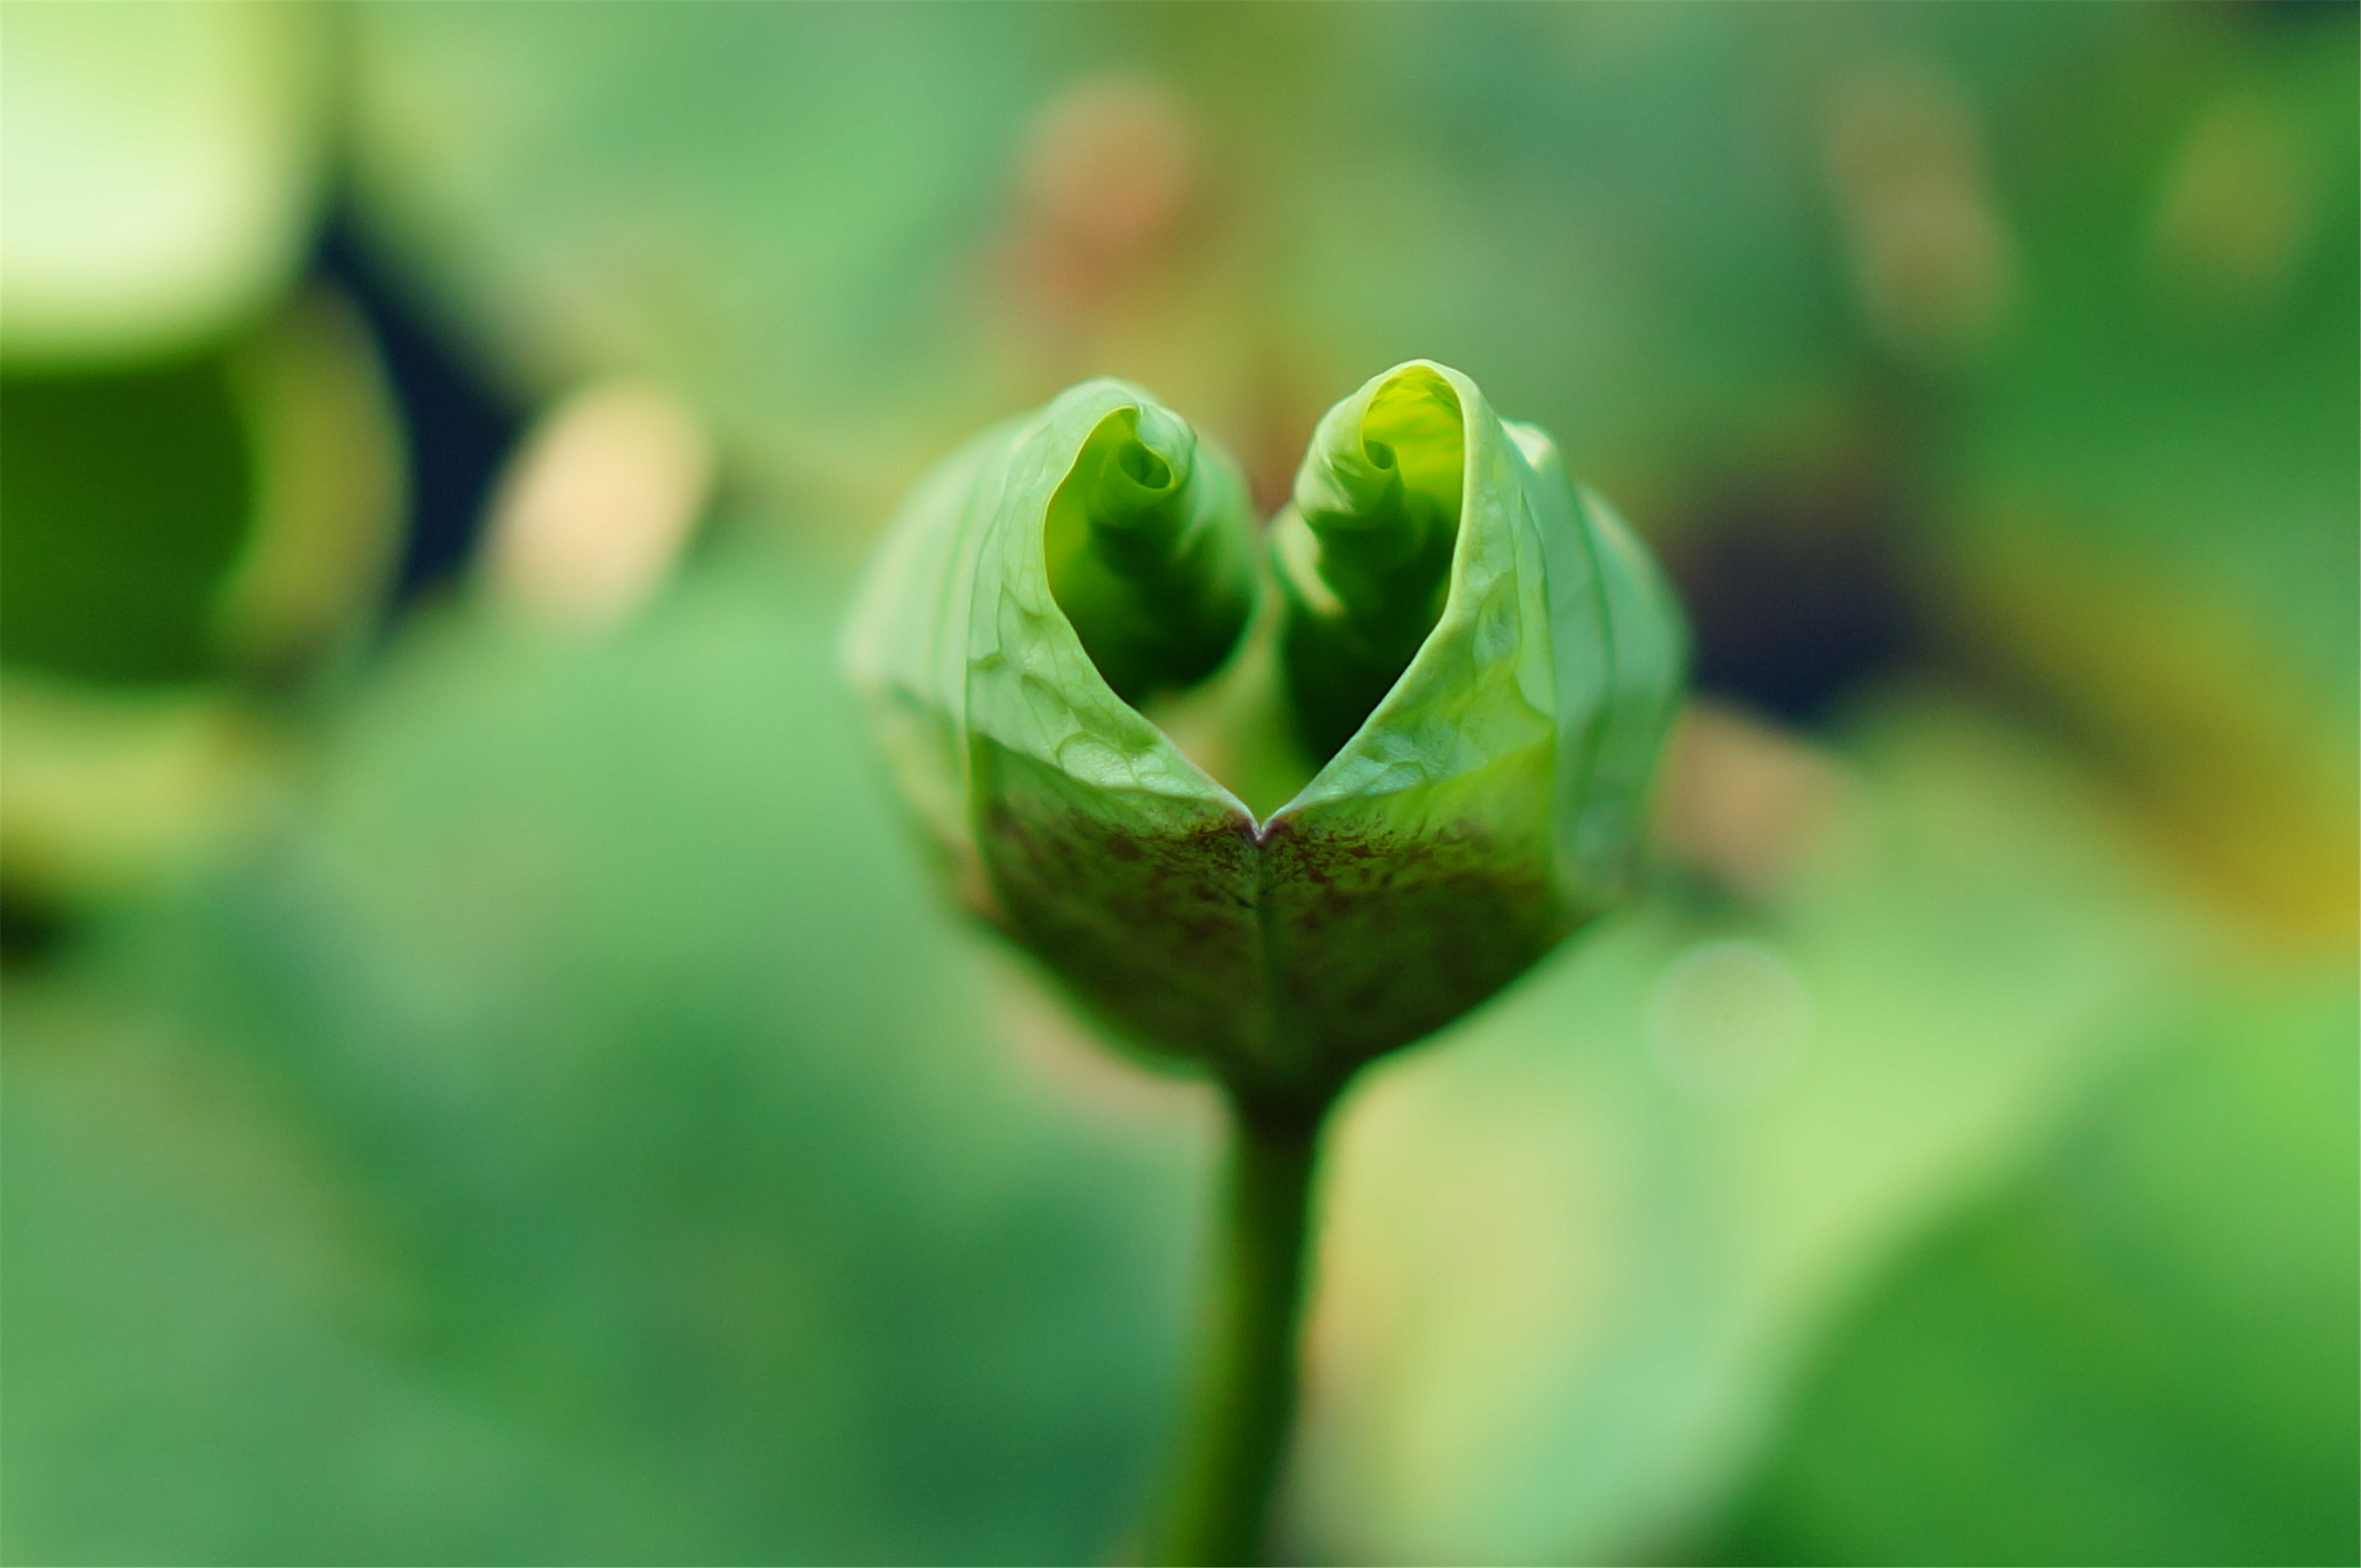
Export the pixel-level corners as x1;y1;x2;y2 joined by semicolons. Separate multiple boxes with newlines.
1146;1088;1336;1567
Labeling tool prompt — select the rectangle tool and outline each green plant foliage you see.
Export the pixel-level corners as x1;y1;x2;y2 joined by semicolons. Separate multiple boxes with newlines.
8;6;2350;1564
338;4;1921;517
843;365;1684;1105
1707;977;2360;1567
0;1;328;366
349;1;1111;514
0;358;253;685
1;542;1210;1566
1923;10;2361;930
344;3;2354;819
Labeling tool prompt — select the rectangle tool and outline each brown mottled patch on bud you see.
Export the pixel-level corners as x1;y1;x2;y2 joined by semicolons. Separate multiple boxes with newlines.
1262;818;1564;1086
976;740;1275;1077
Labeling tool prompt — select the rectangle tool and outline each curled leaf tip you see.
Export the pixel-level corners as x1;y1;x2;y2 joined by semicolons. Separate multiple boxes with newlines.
1279;361;1467;758
1050;399;1254;704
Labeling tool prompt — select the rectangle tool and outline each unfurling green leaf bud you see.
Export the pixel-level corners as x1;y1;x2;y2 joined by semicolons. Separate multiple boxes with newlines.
844;364;1687;1111
1048;402;1254;705
1273;362;1465;759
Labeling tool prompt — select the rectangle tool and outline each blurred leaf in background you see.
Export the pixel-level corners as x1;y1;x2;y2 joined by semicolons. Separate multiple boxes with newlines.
1710;976;2359;1567
350;3;1195;525
1923;6;2360;942
1;1;402;917
0;1;327;366
1;355;252;685
4;541;1214;1565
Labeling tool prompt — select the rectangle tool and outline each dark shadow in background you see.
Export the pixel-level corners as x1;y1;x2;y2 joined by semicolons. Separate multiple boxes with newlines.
314;209;522;607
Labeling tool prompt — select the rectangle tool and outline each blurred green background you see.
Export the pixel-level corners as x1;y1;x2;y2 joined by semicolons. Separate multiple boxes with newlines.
2;4;2354;1564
